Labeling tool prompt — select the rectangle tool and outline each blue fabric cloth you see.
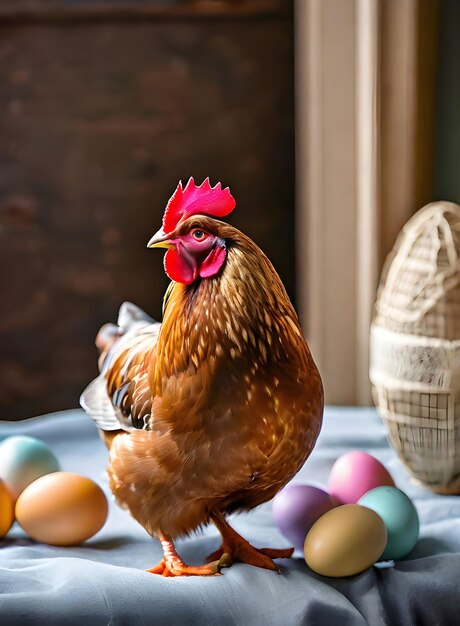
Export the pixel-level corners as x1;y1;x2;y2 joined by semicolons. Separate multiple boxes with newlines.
0;407;459;625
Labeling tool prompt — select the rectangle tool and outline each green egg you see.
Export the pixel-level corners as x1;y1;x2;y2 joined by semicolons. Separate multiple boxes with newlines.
0;436;60;499
358;486;419;560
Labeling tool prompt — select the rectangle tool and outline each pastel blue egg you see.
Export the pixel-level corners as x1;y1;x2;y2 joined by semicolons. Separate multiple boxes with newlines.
0;436;60;499
358;486;419;560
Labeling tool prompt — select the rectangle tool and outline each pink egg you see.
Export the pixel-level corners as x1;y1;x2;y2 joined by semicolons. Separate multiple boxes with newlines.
328;451;395;504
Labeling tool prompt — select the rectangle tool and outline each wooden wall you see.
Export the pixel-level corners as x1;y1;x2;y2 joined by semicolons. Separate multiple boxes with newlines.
0;0;294;419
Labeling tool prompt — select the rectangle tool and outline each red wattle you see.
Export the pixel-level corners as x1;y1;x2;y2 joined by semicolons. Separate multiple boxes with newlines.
164;249;197;285
164;246;227;284
199;246;227;278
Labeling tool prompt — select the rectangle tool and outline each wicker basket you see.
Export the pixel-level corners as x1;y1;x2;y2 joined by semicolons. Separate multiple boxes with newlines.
370;201;460;494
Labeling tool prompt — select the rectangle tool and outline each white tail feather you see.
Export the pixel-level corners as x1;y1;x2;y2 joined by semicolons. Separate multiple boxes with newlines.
80;376;126;431
117;302;155;330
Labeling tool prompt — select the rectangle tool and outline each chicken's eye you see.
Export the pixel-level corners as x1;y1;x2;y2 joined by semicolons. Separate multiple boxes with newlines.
192;230;207;241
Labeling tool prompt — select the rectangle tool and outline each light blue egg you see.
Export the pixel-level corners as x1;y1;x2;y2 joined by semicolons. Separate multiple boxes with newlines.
358;486;419;560
0;436;60;498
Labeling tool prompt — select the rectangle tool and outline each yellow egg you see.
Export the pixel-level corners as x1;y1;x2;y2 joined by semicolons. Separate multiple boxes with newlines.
0;479;14;537
304;504;387;577
15;472;108;546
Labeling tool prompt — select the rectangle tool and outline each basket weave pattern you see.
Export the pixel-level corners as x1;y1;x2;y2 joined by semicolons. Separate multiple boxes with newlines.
370;202;460;493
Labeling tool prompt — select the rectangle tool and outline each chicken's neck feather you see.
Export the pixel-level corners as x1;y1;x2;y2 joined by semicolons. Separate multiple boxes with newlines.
152;236;310;395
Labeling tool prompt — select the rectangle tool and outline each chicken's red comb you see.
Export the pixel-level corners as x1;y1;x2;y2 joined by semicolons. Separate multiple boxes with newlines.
163;177;236;233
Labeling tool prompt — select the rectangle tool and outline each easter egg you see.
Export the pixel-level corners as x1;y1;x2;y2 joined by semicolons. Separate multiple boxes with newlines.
0;436;60;499
15;472;108;546
358;486;419;560
328;451;395;504
304;504;387;577
0;479;14;537
273;485;338;551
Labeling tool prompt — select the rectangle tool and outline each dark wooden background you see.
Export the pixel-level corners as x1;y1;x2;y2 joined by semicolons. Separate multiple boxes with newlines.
0;0;294;420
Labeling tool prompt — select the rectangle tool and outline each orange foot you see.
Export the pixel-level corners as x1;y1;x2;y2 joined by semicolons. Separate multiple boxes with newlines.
145;518;294;577
208;513;294;573
146;558;221;577
146;533;224;577
206;540;293;573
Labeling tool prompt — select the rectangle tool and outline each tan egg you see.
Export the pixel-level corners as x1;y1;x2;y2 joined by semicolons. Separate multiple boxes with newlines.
15;472;108;546
304;504;387;577
0;479;14;537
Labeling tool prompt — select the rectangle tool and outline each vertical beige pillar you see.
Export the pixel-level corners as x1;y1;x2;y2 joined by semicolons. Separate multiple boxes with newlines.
296;0;358;405
355;0;379;405
295;0;439;405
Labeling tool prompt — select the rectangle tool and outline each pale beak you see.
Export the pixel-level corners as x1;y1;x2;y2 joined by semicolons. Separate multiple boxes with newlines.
147;228;175;249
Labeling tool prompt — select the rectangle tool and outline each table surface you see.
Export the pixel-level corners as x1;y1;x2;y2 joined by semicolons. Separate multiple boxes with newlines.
1;407;459;626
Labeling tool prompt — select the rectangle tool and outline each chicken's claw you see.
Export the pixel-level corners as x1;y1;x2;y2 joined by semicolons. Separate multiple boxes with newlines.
206;543;291;573
216;551;233;569
258;547;295;559
208;512;294;573
146;522;293;577
146;557;223;577
146;560;168;575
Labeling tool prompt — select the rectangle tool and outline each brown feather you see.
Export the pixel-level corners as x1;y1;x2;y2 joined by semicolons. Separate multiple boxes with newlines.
99;217;323;538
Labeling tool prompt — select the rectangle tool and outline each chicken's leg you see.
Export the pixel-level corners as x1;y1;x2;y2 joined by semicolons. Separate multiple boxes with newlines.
146;533;223;577
207;511;294;573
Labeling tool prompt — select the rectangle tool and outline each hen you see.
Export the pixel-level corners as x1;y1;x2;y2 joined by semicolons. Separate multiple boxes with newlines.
81;178;323;576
